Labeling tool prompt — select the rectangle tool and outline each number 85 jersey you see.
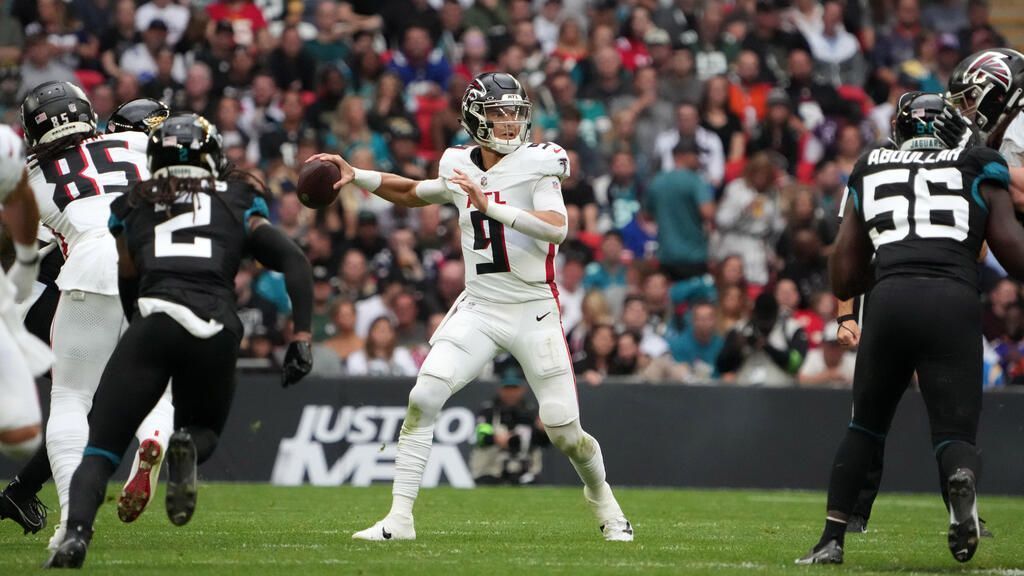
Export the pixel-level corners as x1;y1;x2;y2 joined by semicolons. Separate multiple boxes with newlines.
27;131;149;295
431;143;570;304
843;145;1010;290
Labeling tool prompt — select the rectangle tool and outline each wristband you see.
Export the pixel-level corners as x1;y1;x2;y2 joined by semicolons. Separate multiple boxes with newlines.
14;242;39;264
836;314;857;325
352;167;382;193
484;202;523;227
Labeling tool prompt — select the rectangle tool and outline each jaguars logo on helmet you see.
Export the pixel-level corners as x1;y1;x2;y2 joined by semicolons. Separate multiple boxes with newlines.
460;72;532;155
147;113;226;179
106;98;171;135
891;92;946;150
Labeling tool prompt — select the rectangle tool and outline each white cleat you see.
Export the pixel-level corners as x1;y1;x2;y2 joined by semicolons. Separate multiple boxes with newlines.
352;516;416;541
601;518;634;542
47;522;66;552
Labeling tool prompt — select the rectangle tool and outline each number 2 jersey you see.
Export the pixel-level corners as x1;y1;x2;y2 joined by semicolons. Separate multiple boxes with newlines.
424;143;570;304
108;180;270;338
27;131;149;295
843;145;1010;290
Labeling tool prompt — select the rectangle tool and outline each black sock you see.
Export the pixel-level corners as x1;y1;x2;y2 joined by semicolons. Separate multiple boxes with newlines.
66;455;117;533
185;427;219;464
937;440;980;482
6;442;52;499
818;517;848;549
826;428;884;516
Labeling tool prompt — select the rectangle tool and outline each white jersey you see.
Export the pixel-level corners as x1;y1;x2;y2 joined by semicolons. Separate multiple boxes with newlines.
27;131;149;295
999;111;1024;168
430;143;570;304
0;124;24;203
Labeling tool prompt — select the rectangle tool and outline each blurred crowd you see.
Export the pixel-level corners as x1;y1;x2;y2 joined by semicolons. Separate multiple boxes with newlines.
0;0;1020;387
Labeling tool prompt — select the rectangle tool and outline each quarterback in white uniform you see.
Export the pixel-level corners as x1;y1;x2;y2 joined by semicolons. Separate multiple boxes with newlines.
15;84;174;547
311;72;632;542
0;123;50;462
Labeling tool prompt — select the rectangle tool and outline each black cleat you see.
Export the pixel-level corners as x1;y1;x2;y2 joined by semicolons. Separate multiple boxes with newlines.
165;430;198;527
0;478;47;534
979;517;993;538
42;526;91;569
947;468;980;563
795;539;843;565
846;515;868;534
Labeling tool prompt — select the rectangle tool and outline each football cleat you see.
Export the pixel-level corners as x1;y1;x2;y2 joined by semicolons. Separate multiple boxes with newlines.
600;518;634;542
352;516;416;541
47;523;65;552
165;431;198;527
0;478;47;534
795;539;844;565
947;468;980;563
42;525;91;569
846;515;868;534
118;438;164;523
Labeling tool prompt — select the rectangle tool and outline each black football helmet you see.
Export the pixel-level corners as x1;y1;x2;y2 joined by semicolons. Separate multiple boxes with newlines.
891;92;946;150
106;98;170;135
460;72;531;155
947;48;1024;136
147;113;225;179
19;81;96;149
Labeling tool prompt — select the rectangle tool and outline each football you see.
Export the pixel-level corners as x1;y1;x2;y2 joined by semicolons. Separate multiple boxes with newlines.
297;159;341;209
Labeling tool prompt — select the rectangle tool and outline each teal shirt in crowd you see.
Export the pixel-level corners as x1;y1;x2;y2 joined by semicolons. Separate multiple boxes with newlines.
668;328;724;376
645;169;714;266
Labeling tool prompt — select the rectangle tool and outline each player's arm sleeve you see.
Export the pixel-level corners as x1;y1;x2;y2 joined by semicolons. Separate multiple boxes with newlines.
413;177;453;205
248;219;314;334
828;179;874;301
514;175;568;243
116;234;140;320
108;195;133;237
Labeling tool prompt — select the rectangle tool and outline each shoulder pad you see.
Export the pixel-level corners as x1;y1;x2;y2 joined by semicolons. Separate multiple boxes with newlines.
517;142;570;180
438;145;475;180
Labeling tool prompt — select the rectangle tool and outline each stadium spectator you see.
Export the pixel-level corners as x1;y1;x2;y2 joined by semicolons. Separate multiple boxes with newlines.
392;291;425;348
308;266;337;342
774;278;801;317
180;61;217;119
90;83;117;129
305;0;349;68
657;46;702;106
568;290;612;358
729;50;772;131
580;45;628;106
114;71;142;106
556;249;587;334
620;295;671;362
573;323;619;386
654;102;724;187
99;0;139;78
223;45;258;99
455;28;495;83
424;259;465;316
797;321;856;387
715;153;784;288
923;0;969;35
872;0;921;85
551;17;587;71
346;316;418;376
993;304;1024;384
18;34;76;100
689;0;731;82
801;0;865;88
983;278;1019;342
119;18;172;84
645;140;715;281
205;0;269;48
470;367;549;485
236;262;281;350
135;0;189;46
700;75;745;168
741;0;811;85
746;88;804;174
610;66;674;171
644;27;673;73
512;19;547;81
612;330;644;379
593;151;644;246
268;25;317;92
389;25;451;97
385;117;427;180
957;0;1007;57
195;20;236;97
141;46;182;105
717;291;808;386
833;124;864;185
784;49;850;134
584;230;629;295
667;301;724;381
717;284;750;335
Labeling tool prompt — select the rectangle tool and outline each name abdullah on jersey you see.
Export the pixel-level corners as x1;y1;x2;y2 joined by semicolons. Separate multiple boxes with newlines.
845;144;1009;290
436;142;570;304
26;131;149;295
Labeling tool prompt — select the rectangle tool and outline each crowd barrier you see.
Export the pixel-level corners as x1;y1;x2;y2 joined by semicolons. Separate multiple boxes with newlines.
5;377;1023;494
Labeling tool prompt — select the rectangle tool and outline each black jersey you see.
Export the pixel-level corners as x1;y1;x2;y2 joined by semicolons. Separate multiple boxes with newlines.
108;179;270;336
844;146;1010;290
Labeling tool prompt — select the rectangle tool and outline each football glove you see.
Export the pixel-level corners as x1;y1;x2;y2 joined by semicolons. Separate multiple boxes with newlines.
934;106;971;149
281;340;313;387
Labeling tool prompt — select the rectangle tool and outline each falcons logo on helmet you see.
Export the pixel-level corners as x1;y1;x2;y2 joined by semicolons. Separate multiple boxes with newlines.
964;51;1013;90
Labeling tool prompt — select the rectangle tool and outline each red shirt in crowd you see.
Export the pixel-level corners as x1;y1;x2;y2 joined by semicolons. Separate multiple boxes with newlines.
206;1;267;46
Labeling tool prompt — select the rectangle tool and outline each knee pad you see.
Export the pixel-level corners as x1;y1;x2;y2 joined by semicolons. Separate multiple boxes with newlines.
0;429;42;460
539;401;577;429
544;419;597;461
405;368;455;430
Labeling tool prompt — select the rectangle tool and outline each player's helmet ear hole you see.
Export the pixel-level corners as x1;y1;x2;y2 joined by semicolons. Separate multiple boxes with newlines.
461;72;532;155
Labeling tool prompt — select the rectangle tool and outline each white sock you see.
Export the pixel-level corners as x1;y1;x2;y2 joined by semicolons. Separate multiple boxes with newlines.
388;425;433;520
46;391;92;518
570;437;624;523
134;383;174;454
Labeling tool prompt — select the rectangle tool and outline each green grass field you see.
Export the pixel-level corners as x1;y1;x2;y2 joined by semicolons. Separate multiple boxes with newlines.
2;484;1023;575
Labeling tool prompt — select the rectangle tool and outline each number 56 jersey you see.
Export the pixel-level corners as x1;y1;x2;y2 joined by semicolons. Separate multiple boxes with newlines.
843;145;1010;290
432;143;570;304
27;131;149;295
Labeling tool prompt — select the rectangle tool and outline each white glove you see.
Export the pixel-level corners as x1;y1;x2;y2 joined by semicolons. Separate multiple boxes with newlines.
8;243;41;303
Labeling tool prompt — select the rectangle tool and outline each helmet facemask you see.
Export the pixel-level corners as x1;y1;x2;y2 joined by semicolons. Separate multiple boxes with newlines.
465;97;532;155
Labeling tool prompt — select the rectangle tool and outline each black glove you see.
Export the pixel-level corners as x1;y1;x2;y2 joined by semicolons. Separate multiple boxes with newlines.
281;340;313;387
934;106;970;149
